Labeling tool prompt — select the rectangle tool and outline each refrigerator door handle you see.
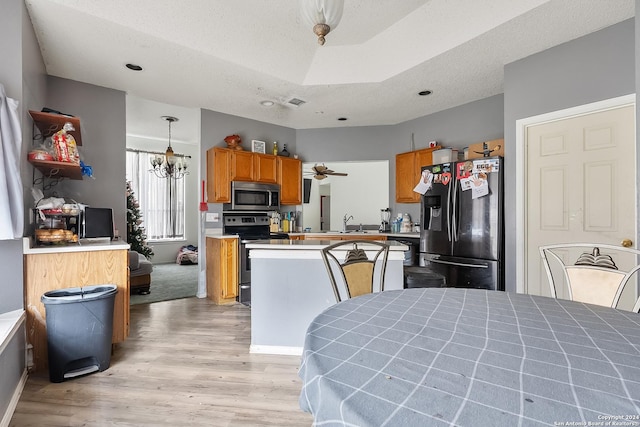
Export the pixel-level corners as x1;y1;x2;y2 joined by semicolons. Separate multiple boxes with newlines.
452;178;458;241
429;259;489;269
446;177;452;242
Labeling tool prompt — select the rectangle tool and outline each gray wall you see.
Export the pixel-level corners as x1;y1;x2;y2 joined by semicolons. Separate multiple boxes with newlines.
45;77;127;238
0;0;22;100
393;95;504;221
0;0;46;420
503;18;636;291
295;95;504;225
637;1;640;270
200;108;297;223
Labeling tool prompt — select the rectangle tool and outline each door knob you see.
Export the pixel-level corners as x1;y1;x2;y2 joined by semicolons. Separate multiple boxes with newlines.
621;238;633;248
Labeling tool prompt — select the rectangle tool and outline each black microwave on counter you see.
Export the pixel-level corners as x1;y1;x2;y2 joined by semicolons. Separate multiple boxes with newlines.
81;207;115;240
223;181;280;211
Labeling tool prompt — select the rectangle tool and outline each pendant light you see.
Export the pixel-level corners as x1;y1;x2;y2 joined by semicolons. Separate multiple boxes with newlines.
299;0;344;46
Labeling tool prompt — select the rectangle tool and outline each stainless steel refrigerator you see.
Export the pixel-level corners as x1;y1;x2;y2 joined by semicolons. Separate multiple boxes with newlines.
419;156;504;291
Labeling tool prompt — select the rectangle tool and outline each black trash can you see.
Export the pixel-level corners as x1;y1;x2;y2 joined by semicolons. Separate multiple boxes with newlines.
404;266;446;288
41;284;118;383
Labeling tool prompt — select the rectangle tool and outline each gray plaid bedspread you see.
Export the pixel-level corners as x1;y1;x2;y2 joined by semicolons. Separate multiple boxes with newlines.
298;288;640;426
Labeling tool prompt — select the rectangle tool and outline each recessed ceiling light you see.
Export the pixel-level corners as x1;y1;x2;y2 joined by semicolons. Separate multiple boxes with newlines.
260;100;275;107
126;63;143;71
337;117;348;121
418;90;432;96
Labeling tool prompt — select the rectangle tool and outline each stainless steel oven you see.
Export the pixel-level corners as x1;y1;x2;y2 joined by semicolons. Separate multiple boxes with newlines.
224;182;280;212
223;211;288;306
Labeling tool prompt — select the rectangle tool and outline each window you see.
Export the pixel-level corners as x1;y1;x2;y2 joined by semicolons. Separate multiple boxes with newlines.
126;150;185;241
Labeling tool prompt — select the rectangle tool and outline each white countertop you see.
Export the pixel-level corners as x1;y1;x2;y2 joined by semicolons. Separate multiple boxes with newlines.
245;239;408;250
23;237;130;254
299;232;420;239
206;229;419;239
205;229;237;238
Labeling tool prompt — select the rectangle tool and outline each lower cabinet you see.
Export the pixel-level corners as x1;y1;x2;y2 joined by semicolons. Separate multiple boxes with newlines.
347;235;387;241
206;237;238;304
24;248;129;372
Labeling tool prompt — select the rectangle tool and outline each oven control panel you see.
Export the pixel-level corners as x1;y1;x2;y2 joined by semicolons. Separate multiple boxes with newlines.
223;214;270;226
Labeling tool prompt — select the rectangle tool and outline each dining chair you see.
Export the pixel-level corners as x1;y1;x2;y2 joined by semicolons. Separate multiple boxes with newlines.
320;240;390;302
539;243;640;311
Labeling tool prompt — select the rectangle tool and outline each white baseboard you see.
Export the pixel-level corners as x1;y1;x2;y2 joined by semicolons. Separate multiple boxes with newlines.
249;344;302;356
1;368;27;427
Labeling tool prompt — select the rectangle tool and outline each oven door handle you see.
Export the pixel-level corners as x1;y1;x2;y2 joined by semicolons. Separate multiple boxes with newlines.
428;259;488;269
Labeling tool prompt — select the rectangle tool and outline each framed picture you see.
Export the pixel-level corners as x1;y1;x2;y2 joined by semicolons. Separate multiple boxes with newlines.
251;140;266;154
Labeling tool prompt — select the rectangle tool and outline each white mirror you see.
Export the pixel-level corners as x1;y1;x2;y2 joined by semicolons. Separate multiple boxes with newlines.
301;161;389;232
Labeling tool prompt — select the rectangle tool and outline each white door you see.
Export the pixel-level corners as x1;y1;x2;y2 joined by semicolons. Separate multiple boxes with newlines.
526;104;637;307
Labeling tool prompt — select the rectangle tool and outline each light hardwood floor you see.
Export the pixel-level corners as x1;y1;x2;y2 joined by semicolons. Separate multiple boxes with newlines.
10;298;313;426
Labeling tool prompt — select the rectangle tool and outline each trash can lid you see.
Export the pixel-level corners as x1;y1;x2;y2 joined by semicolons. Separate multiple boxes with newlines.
41;284;118;304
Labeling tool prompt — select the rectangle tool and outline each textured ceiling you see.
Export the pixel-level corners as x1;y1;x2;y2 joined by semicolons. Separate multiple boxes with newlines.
25;0;634;142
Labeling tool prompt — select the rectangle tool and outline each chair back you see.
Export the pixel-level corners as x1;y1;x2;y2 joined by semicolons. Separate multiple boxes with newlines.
320;240;390;302
539;243;640;311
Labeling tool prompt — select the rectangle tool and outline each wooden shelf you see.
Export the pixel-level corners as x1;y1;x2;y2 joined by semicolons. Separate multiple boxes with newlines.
29;110;82;146
28;159;83;180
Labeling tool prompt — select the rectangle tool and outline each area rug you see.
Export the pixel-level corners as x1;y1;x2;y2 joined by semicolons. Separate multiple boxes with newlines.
130;263;198;305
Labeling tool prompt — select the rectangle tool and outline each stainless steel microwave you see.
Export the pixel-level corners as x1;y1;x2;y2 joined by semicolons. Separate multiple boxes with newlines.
224;181;280;211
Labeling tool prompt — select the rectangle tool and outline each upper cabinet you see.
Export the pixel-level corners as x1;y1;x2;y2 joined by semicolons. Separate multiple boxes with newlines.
395;147;440;203
208;147;231;203
207;147;301;204
253;153;278;184
278;157;302;205
28;110;83;180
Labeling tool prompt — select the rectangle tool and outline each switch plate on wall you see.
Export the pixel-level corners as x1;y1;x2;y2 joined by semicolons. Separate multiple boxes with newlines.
206;213;219;222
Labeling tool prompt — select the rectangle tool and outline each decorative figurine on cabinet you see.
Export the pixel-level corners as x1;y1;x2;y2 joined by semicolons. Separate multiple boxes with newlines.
224;134;243;150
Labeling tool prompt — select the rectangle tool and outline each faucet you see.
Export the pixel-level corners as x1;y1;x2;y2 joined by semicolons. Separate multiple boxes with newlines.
343;214;354;232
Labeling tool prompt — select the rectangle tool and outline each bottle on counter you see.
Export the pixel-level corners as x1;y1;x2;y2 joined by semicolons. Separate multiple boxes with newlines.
272;141;278;156
394;214;403;233
289;212;296;233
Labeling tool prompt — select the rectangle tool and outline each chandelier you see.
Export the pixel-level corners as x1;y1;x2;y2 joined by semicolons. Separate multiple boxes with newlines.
299;0;344;46
150;116;189;179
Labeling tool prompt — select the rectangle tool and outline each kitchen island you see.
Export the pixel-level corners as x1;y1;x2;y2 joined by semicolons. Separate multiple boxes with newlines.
246;239;407;355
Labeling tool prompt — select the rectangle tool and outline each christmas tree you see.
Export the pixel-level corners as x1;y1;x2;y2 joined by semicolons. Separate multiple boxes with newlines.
126;181;153;259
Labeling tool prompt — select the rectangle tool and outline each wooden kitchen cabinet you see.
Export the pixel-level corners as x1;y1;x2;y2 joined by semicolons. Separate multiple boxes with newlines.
253;153;278;183
347;235;387;241
304;234;387;241
24;246;129;372
232;150;254;182
395;147;440;203
207;147;288;202
207;148;256;202
278;157;302;205
206;237;238;304
207;147;231;203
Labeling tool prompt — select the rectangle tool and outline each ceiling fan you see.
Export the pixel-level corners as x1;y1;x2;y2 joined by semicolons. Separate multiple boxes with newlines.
306;163;348;180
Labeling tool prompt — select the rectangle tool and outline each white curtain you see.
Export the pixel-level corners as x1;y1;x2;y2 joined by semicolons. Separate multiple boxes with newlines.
0;84;23;240
126;150;185;240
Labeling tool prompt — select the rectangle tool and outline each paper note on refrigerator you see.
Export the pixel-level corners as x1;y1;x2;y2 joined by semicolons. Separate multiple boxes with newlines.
413;170;433;194
471;175;489;199
460;177;473;191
